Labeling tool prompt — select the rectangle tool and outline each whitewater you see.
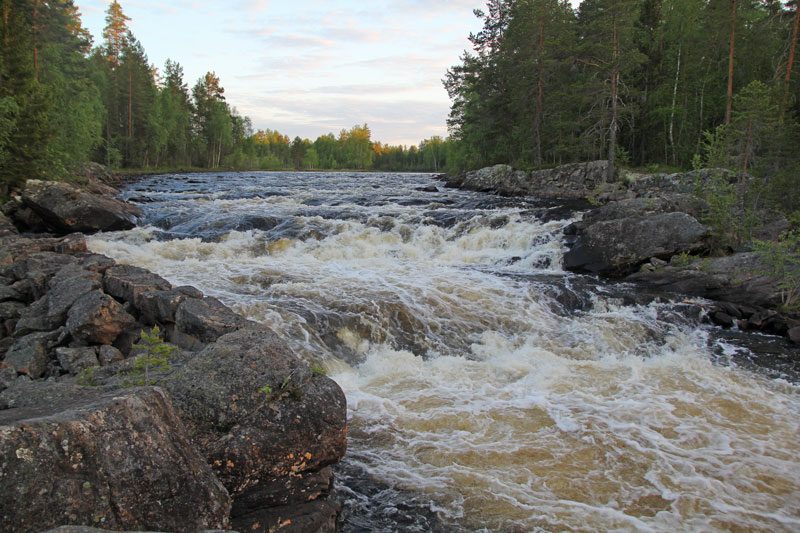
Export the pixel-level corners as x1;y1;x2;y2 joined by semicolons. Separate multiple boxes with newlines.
87;171;800;532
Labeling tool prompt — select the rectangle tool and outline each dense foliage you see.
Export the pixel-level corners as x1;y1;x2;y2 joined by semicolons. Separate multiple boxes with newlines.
0;0;449;197
445;0;800;178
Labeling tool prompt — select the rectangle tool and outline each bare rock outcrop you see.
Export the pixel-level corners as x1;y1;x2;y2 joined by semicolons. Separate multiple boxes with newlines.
0;384;231;532
0;175;348;532
4;179;142;234
446;161;610;199
165;326;348;522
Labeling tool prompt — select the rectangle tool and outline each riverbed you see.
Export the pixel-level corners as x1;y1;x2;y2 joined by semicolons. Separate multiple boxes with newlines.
87;171;800;532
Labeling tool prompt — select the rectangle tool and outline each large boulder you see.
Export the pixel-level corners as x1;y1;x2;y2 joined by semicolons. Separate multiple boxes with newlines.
173;296;250;344
0;383;232;532
17;179;142;234
66;290;136;345
103;264;172;308
15;266;102;336
568;194;706;232
564;211;709;275
164;326;348;523
0;212;18;237
4;329;65;378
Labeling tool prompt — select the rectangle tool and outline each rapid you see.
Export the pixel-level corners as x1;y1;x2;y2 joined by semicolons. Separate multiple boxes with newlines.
86;171;800;532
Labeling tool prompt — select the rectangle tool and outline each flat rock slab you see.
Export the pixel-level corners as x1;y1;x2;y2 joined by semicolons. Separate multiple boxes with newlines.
0;383;231;533
19;180;142;234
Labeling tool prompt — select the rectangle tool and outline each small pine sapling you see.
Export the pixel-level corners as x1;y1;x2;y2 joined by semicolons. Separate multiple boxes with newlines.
124;325;177;386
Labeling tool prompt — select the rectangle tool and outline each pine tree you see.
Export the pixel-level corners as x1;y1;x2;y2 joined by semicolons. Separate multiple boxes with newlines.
577;0;645;180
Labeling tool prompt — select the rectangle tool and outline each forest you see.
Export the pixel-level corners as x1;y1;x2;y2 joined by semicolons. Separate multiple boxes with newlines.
0;0;449;198
445;0;799;177
2;0;798;202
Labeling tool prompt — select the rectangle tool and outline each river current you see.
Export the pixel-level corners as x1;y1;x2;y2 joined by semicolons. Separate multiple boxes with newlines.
87;171;800;532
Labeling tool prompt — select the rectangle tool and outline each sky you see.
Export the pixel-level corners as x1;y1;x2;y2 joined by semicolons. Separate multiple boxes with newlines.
75;0;487;147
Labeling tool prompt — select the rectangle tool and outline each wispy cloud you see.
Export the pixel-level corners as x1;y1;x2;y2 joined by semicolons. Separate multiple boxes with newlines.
77;0;483;144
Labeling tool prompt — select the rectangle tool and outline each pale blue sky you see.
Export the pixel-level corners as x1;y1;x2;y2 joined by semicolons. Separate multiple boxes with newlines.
76;1;485;146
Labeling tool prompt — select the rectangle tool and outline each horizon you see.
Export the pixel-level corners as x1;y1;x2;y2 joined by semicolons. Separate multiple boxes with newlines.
76;0;487;147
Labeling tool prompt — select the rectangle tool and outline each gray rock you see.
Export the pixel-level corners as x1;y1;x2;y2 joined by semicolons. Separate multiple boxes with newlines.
0;211;17;237
165;326;347;515
174;296;249;344
97;345;125;366
3;330;64;378
44;526;239;533
232;499;340;533
0;365;18;391
103;264;172;308
0;236;88;278
452;161;611;199
137;289;189;324
15;270;101;336
579;194;706;227
0;383;231;532
56;346;99;374
66;290;135;345
564;212;709;276
0;301;25;320
627;252;783;308
18;179;142;235
789;327;800;344
0;285;22;303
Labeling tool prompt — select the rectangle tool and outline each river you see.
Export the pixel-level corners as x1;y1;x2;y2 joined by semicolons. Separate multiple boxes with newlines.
86;171;800;532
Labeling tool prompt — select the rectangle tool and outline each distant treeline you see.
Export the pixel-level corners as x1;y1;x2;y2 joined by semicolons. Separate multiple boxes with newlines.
0;0;450;196
445;0;800;178
248;124;451;173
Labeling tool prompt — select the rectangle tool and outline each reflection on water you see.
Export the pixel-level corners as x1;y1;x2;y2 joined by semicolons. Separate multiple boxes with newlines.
90;172;800;532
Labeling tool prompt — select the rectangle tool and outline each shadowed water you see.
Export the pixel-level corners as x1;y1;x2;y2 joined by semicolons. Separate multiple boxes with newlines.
89;171;800;532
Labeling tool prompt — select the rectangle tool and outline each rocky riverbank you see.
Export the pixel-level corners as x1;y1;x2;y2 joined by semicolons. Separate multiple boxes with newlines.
0;174;347;532
443;163;800;345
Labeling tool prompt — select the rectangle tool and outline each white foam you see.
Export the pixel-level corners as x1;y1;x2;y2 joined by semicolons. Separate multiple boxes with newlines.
89;183;800;532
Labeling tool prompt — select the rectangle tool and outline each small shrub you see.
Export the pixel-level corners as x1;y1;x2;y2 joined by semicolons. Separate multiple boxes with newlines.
310;365;327;376
751;231;800;311
123;326;177;386
77;366;100;387
671;251;693;268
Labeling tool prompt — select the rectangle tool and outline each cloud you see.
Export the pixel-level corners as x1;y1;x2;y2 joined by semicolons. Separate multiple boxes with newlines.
239;0;270;12
77;0;480;145
239;91;449;143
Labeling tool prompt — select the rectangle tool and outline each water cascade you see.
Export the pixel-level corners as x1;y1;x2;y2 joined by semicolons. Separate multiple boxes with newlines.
88;172;800;532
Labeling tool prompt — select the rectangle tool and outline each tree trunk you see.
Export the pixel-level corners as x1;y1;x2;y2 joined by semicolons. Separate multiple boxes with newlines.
742;118;752;179
606;13;619;183
535;19;545;168
669;43;681;165
128;67;133;138
781;4;800;121
32;0;39;80
725;0;737;125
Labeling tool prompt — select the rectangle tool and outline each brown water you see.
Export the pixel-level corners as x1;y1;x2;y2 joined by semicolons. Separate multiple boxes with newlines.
88;171;800;532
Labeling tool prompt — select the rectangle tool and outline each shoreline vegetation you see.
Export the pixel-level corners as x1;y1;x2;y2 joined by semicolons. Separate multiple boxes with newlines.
0;0;798;530
0;0;452;202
